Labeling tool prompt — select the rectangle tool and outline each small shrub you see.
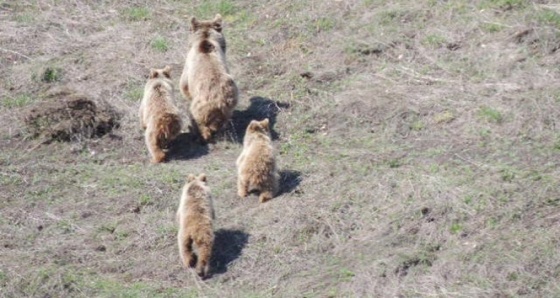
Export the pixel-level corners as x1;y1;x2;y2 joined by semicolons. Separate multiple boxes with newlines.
41;67;62;83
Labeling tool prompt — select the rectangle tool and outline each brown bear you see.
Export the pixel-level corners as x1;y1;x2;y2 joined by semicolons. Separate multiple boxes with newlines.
236;118;279;203
139;65;182;163
179;14;238;142
177;173;215;278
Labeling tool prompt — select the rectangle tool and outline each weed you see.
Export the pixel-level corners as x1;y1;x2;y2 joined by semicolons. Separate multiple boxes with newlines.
479;106;503;123
378;10;404;25
2;94;32;108
124;7;150;22
481;22;505;33
98;223;116;234
388;159;401;168
115;230;129;241
57;220;75;234
196;0;235;18
151;36;169;52
500;168;515;182
538;9;560;28
487;217;498;228
139;195;152;206
450;223;463;234
15;13;34;23
554;138;560;151
434;111;455;124
125;85;144;102
314;17;336;33
478;128;491;138
410;120;425;131
423;34;447;48
40;67;62;83
339;268;355;282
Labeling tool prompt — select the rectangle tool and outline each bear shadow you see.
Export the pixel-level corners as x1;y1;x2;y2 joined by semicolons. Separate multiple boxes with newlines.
278;170;302;196
167;131;209;161
224;96;289;143
210;229;250;276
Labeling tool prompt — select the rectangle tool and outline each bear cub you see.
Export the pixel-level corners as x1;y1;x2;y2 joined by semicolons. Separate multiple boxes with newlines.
177;173;215;278
236;118;279;203
139;65;182;163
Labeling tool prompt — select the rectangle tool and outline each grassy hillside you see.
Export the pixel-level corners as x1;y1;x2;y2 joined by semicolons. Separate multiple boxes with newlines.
1;0;559;297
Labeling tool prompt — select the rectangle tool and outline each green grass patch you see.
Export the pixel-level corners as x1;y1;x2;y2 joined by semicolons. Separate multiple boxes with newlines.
434;111;455;124
151;36;169;52
500;168;516;182
39;67;62;83
479;106;503;123
538;9;560;28
2;94;33;108
313;17;336;33
410;120;425;131
450;223;463;234
124;7;150;22
422;34;447;48
339;268;355;282
481;22;505;33
14;13;34;23
139;194;152;206
378;9;406;25
125;84;144;102
196;0;236;18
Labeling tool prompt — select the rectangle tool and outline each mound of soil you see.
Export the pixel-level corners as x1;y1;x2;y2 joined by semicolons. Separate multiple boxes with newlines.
24;90;120;142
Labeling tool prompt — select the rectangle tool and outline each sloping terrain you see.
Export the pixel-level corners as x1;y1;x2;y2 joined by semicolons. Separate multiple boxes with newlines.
1;0;560;297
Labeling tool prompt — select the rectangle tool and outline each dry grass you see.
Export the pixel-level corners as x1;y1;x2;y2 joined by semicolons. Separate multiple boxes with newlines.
1;0;560;297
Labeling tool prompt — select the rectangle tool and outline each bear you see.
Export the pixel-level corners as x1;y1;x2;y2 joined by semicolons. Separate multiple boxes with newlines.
139;65;182;163
236;118;279;203
179;14;238;142
177;173;215;278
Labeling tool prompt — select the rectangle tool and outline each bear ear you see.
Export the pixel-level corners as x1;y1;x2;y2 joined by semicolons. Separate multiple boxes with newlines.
162;65;172;79
213;14;222;24
198;173;207;182
187;174;196;183
213;14;222;32
191;17;199;31
261;118;270;130
150;69;159;79
247;120;258;131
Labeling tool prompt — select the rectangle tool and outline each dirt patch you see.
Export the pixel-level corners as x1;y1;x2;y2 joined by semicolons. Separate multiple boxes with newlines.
24;89;120;143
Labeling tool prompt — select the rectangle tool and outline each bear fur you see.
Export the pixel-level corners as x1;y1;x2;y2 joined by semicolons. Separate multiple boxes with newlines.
179;14;238;142
177;173;215;278
236;118;279;203
139;65;182;163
